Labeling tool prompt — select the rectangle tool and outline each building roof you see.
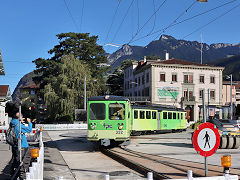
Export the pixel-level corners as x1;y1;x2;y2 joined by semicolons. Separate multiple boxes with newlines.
223;81;238;86
0;85;9;97
21;83;40;89
133;58;224;73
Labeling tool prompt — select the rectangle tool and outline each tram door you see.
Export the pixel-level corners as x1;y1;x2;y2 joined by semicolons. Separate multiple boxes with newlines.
157;112;161;130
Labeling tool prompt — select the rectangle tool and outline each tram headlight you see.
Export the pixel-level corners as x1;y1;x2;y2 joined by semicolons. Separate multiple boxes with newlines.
91;125;96;130
118;126;123;130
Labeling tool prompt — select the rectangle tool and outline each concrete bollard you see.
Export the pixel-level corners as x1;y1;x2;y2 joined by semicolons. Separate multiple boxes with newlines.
187;170;193;180
29;166;34;179
26;172;31;180
104;174;110;180
147;172;153;180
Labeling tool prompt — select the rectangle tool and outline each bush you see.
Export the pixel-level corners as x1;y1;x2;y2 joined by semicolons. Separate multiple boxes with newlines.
57;114;74;123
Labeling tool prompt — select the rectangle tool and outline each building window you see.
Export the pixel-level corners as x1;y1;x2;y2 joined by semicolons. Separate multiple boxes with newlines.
184;74;193;83
172;74;177;82
135;78;137;87
200;75;204;83
210;76;215;84
210;90;215;99
138;77;140;85
145;87;149;96
160;73;165;82
146;73;149;83
142;75;145;85
130;80;132;89
199;89;203;99
142;89;145;96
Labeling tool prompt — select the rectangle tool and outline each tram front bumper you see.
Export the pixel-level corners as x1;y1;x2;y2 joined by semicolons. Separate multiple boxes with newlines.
87;130;130;141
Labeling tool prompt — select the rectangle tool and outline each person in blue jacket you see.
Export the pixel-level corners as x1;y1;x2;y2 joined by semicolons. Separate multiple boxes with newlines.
10;111;32;178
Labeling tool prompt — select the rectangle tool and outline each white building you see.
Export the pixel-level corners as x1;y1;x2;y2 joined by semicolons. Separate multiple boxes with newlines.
0;85;11;126
124;58;224;123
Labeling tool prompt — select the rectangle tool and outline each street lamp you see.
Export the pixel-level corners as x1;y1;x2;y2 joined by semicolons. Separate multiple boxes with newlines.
226;74;233;120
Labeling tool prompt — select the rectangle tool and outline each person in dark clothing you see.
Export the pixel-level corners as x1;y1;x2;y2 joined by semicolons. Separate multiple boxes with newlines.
10;112;32;179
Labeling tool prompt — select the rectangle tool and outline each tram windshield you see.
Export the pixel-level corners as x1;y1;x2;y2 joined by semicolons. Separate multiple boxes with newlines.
109;103;125;120
90;103;105;120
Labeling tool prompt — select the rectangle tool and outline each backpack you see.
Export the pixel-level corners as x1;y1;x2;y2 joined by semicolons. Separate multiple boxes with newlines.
5;124;18;146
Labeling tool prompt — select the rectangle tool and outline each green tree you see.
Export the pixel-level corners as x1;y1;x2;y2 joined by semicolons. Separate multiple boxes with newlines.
33;32;108;85
43;55;102;122
106;59;133;96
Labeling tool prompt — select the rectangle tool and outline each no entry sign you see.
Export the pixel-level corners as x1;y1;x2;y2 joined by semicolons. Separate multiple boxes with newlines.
193;122;220;157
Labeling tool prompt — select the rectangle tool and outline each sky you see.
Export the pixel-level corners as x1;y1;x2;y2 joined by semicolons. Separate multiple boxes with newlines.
0;0;239;94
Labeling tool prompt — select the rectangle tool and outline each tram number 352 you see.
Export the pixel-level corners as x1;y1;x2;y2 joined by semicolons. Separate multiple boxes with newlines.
116;130;123;134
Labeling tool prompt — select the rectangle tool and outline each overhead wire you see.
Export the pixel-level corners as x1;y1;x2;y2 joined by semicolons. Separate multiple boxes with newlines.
104;0;122;46
136;0;140;32
63;0;80;32
183;2;240;38
147;0;157;36
128;0;237;44
110;0;135;44
127;0;167;44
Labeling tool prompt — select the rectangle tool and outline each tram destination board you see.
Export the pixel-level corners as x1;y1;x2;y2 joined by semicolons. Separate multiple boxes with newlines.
193;122;220;157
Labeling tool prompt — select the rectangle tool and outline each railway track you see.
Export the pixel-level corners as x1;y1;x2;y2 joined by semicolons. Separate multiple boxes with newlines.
101;146;240;179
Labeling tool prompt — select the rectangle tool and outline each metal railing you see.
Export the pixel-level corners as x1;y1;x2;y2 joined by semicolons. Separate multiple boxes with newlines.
181;96;196;102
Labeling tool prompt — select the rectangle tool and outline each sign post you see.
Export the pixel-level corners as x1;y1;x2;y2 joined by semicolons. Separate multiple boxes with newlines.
192;122;220;176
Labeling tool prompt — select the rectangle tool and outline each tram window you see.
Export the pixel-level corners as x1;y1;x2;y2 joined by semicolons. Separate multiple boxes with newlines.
90;103;105;120
109;103;125;120
134;110;138;119
181;113;183;119
168;112;172;119
173;113;176;119
152;111;156;119
140;111;145;119
146;111;151;119
177;113;180;119
163;112;167;119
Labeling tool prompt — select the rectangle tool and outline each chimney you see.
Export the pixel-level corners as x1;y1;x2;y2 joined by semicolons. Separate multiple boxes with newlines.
165;52;169;60
144;56;147;63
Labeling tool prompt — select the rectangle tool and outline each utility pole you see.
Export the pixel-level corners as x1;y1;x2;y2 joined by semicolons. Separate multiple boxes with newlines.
230;74;233;120
19;102;22;164
200;34;203;64
84;76;87;111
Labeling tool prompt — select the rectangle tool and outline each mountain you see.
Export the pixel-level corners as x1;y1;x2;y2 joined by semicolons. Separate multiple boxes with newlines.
108;34;240;68
12;72;38;104
209;54;240;80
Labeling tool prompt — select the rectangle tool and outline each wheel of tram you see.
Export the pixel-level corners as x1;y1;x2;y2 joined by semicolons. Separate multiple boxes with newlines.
219;136;227;149
233;136;240;149
226;135;234;149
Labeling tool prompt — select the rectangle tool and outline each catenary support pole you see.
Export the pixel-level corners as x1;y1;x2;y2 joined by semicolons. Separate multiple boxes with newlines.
202;89;208;177
84;76;87;111
19;103;22;164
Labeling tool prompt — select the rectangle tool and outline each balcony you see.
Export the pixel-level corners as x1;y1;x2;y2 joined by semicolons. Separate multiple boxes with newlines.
181;96;195;102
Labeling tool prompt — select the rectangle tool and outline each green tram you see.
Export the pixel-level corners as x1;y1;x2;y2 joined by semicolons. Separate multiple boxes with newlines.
87;95;187;146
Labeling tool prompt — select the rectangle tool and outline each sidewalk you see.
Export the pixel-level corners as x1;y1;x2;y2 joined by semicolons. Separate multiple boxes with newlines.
0;143;12;180
42;131;75;180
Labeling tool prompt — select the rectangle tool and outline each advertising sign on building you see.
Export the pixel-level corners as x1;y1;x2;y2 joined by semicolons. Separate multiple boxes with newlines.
158;87;179;99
